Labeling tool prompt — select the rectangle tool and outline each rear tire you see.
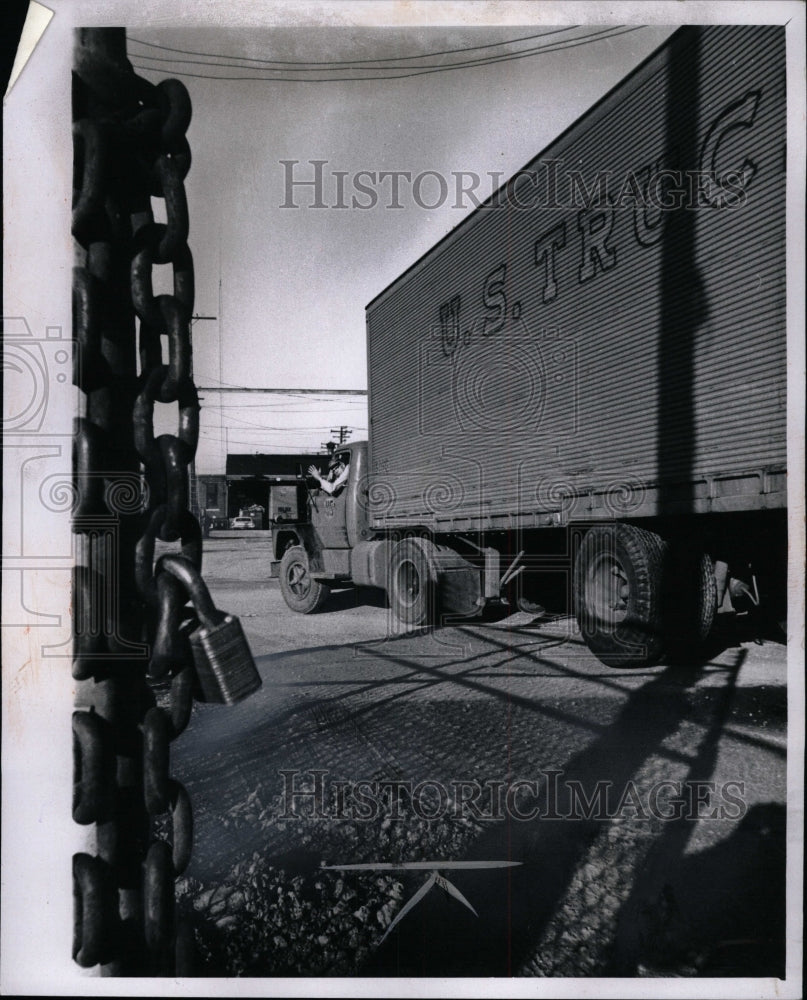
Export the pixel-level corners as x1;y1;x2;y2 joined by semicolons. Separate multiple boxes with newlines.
279;545;329;614
388;539;437;626
697;552;718;640
574;523;666;668
663;548;718;656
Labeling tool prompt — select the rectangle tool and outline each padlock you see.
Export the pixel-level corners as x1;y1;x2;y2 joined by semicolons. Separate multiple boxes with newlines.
189;613;262;705
157;554;262;705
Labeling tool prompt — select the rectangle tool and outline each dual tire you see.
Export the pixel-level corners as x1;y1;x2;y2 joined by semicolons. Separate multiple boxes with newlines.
574;523;716;667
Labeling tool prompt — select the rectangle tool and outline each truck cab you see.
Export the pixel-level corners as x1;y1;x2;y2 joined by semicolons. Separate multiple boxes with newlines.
272;440;487;622
271;441;379;612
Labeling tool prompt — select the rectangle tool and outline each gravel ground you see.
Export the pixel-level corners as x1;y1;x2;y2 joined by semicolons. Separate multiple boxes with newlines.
176;807;489;977
166;534;788;980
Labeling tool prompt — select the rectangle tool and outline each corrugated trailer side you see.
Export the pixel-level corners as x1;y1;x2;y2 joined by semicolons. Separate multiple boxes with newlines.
366;26;786;533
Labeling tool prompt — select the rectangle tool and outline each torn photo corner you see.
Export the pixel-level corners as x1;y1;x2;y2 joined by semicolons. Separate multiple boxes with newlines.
3;1;54;99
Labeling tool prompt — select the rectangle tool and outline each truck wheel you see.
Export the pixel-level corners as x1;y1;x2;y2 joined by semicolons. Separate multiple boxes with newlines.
279;545;329;614
695;553;718;641
389;539;436;627
574;523;666;668
664;549;718;654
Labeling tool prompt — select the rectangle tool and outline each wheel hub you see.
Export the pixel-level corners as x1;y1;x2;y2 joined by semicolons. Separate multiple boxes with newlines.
397;560;420;607
288;562;310;598
588;554;629;624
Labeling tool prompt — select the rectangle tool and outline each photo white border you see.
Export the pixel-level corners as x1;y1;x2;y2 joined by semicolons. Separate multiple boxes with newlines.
2;2;803;996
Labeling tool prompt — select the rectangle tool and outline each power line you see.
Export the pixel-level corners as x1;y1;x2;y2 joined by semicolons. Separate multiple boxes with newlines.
131;27;637;82
195;373;272;389
219;413;362;430
203;435;361;450
130;26;643;84
195;386;366;394
127;25;579;68
331;425;353;444
214;402;366;409
195;374;367;398
198;427;367;438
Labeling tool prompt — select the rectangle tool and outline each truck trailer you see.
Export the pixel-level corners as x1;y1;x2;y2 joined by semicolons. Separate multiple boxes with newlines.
272;25;787;668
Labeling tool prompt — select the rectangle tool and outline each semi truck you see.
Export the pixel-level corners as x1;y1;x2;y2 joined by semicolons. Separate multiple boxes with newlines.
271;25;787;667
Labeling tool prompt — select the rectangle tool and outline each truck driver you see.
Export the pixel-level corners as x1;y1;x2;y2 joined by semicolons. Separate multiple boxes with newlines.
307;452;349;496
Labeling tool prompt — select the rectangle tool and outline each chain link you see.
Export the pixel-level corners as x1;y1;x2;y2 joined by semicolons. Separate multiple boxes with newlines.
71;28;258;975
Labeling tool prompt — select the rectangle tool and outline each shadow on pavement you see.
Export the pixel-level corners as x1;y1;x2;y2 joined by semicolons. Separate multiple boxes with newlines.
607;801;786;977
358;646;784;978
174;612;784;978
318;586;388;614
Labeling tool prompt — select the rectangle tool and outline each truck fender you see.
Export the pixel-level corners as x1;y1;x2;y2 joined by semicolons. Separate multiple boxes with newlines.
390;535;482;620
274;525;324;574
350;539;393;589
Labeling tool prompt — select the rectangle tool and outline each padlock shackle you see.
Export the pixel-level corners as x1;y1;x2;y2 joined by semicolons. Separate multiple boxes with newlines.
156;554;220;629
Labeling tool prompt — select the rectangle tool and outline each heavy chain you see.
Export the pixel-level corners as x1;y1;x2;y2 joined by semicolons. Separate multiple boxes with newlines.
71;28;229;975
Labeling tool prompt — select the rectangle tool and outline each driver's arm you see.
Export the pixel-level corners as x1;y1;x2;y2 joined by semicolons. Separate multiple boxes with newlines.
330;464;349;490
307;463;325;487
315;465;348;495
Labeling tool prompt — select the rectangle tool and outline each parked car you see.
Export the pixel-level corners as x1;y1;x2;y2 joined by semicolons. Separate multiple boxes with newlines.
230;515;254;530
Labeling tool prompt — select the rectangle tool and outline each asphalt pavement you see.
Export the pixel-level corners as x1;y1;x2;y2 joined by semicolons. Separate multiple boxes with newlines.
169;532;789;979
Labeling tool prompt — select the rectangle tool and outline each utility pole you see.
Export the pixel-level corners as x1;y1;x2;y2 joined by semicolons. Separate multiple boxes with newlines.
188;314;216;522
331;425;353;444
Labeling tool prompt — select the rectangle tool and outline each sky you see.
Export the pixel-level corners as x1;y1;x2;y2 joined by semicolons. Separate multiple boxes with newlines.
129;21;678;471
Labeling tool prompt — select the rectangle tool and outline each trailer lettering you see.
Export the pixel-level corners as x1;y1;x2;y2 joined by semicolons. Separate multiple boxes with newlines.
633;159;669;246
534;223;566;304
698;91;760;207
434;91;762;340
439;295;462;357
482;264;507;336
577;203;617;283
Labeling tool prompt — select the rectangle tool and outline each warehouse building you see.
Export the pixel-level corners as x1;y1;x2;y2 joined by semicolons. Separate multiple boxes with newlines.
197;452;327;529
